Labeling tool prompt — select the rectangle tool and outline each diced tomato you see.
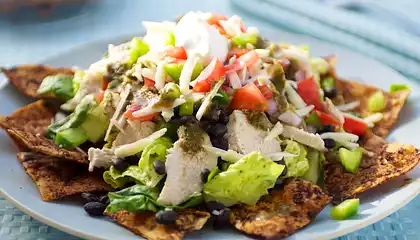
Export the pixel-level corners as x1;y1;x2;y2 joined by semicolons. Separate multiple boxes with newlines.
95;91;105;104
258;84;273;100
343;116;368;136
315;110;340;126
238;50;259;67
224;61;245;73
230;83;269;111
193;58;225;92
143;77;155;88
102;79;109;90
123;105;158;121
297;77;325;111
227;48;249;59
164;46;188;60
207;13;228;26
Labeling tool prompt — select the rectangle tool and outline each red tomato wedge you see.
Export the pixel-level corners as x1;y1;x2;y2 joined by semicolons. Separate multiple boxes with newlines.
225;50;259;73
315;110;340;126
124;105;158;121
143;77;156;88
343;116;368;136
227;48;249;59
193;58;225;92
164;46;188;60
95;91;105;104
258;84;273;100
102;79;109;90
230;83;269;111
297;77;325;111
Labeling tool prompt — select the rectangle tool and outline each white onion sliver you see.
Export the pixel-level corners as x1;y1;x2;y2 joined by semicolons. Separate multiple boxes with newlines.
267;99;277;115
295;105;314;117
142;68;156;80
336;101;360;111
179;53;199;94
265;122;284;141
196;79;224;121
337;140;359;149
154;61;166;90
255;49;270;58
132;98;186;117
228;71;242;89
278;111;302;127
363;113;384;124
285;81;307;109
320;132;359;142
281;125;325;151
286;80;297;89
325;98;344;124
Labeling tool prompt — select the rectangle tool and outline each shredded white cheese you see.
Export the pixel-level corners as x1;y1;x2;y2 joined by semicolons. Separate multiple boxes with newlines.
320;132;359;142
265;122;284;141
337;140;359;149
281;125;325;151
132;98;186;117
228;71;242;89
285;81;307;109
363;113;384;124
196;78;224;121
179;53;199;94
278;111;302;127
104;85;131;141
325;98;344;124
114;128;167;157
336;101;360;112
295;105;314;117
154;61;167;90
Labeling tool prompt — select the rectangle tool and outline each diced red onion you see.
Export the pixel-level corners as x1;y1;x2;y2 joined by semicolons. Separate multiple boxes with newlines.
267;99;277;115
295;70;305;81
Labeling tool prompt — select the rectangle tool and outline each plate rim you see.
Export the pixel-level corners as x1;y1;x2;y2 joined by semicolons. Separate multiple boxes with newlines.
1;30;419;240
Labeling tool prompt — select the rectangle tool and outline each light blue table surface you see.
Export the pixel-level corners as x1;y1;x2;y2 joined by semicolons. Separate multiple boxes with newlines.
0;0;419;239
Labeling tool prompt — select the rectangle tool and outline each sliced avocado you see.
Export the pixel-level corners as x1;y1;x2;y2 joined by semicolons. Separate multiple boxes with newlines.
338;147;362;173
330;198;360;220
80;102;110;143
302;150;320;184
164;62;204;81
56;127;88;148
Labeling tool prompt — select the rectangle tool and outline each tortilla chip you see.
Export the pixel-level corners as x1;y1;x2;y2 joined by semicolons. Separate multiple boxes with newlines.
0;101;87;163
1;64;74;99
329;68;410;138
230;179;331;239
106;209;210;240
17;152;111;201
325;134;420;203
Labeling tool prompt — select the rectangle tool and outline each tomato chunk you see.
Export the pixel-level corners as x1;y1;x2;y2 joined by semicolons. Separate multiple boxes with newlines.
164;46;188;60
193;58;225;92
95;91;105;104
124;105;158;121
224;50;258;73
297;77;325;111
343;116;368;136
144;77;155;88
227;48;249;59
230;83;269;111
316;110;340;126
258;84;273;100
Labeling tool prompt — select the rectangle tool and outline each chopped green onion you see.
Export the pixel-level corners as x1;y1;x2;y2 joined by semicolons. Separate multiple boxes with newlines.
231;33;258;48
179;99;194;116
367;91;385;112
330;199;360;220
389;84;410;93
338;147;362;173
321;77;335;90
164;62;203;82
127;37;150;65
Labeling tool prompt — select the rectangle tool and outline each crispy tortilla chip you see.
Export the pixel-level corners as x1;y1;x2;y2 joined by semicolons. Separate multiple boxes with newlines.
17;152;111;201
1;64;74;99
329;68;410;137
0;101;87;163
325;134;420;203
230;179;331;239
106;209;210;240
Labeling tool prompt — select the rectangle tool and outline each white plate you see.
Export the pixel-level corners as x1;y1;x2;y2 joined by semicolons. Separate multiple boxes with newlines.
1;29;419;240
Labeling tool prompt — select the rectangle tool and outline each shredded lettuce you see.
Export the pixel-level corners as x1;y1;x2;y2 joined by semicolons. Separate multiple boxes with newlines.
103;166;132;189
106;184;203;213
204;152;284;206
282;140;309;178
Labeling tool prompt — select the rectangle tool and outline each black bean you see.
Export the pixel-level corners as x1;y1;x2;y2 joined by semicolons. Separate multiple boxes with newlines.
324;138;336;149
201;168;211;183
280;166;288;177
113;158;129;171
203;107;220;122
206;201;226;213
324;87;338;99
153;160;166;175
357;135;365;145
218;111;229;124
193;103;201;115
272;177;285;190
318;124;336;134
199;120;212;132
81;193;99;203
84;202;106;216
99;195;109;205
156;210;177;225
180;116;198;125
213;209;230;229
210;137;228;150
126;155;139;165
209;123;227;137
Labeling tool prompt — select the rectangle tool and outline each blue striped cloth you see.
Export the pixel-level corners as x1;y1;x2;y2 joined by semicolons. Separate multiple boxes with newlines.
231;0;420;81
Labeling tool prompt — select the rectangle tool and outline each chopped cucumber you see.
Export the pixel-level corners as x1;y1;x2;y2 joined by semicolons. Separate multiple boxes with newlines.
179;99;194;116
164;62;203;81
321;77;335;90
302;150;320;184
56;127;88;148
330;198;360;220
368;91;385;112
127;37;150;65
231;33;259;48
338;147;362;173
389;84;410;93
80;103;109;143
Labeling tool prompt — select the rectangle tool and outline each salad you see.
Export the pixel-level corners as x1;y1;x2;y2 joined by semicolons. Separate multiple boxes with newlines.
1;11;418;240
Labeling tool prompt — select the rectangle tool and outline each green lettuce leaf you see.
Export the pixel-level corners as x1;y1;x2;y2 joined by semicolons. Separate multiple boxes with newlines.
106;184;203;213
283;140;309;177
204;152;285;207
103;166;132;189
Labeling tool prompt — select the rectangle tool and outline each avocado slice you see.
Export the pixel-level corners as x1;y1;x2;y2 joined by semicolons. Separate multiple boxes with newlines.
80;102;110;143
330;198;360;220
56;127;89;148
338;147;362;173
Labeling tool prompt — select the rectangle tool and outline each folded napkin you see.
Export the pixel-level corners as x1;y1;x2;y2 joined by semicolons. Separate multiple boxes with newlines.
231;0;420;81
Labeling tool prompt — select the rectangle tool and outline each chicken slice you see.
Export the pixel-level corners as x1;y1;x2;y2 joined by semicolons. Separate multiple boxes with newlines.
227;110;282;155
112;120;156;148
158;125;217;205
